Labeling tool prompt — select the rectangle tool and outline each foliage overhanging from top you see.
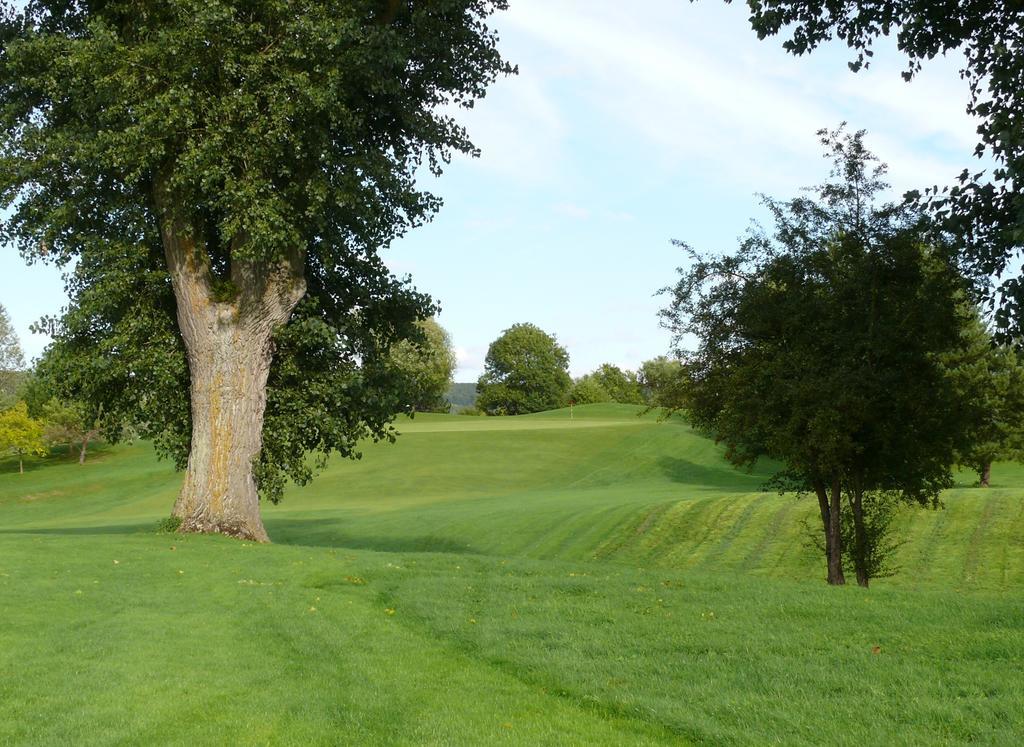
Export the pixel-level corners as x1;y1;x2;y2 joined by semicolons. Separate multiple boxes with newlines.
739;0;1024;337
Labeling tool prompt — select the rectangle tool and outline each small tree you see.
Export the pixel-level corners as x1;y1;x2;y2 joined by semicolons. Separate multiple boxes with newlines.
476;323;571;415
21;368;106;464
0;402;47;473
941;311;1024;486
0;304;25;409
840;491;904;581
660;128;973;586
387;318;457;413
40;399;102;464
40;398;80;457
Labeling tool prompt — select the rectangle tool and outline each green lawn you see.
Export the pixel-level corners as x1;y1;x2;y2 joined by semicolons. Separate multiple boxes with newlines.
2;404;1022;744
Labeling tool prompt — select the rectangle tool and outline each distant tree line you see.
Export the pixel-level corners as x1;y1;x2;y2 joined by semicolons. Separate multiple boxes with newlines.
445;383;479;411
471;322;683;416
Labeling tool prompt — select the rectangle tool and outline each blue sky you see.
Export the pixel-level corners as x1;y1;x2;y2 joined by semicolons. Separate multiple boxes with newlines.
0;0;979;380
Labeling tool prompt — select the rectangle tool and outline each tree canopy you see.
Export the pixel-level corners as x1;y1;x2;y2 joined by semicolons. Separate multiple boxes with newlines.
0;401;46;473
570;376;610;406
476;323;571;415
660;128;974;586
387;317;458;413
571;364;644;406
638;356;685;409
0;1;512;539
941;310;1024;486
584;364;644;405
739;1;1024;337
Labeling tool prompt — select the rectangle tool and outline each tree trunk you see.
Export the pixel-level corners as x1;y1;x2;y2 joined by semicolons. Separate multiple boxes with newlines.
172;325;277;541
980;461;992;488
827;478;846;585
156;180;305;543
78;437;89;465
814;479;845;585
19;457;23;474
813;480;833;583
850;487;869;588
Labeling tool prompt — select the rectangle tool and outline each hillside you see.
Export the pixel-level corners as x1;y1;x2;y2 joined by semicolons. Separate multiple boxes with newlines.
1;404;1022;744
4;404;1021;590
444;381;478;410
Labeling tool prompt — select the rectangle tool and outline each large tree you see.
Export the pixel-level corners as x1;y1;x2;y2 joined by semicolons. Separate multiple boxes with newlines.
476;323;571;415
0;1;511;541
661;129;974;586
737;1;1024;337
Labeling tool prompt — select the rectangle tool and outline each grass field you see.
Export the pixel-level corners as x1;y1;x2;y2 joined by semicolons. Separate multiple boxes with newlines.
2;404;1022;744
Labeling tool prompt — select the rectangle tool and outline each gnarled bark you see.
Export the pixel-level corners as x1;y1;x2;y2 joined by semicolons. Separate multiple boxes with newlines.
155;182;305;542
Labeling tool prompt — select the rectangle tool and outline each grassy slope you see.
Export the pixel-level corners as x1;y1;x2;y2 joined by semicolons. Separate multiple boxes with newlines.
1;404;1022;744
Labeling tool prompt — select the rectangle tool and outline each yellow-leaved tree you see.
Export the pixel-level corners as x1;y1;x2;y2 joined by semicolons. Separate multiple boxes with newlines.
0;402;47;474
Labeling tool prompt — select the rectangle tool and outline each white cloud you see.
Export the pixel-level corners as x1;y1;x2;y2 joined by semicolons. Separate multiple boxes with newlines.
448;62;569;182
382;256;416;277
502;2;826;182
454;345;486;380
837;53;977;153
554;202;591;220
492;0;978;195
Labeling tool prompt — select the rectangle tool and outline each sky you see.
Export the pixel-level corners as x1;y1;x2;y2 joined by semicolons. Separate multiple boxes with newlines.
0;0;980;380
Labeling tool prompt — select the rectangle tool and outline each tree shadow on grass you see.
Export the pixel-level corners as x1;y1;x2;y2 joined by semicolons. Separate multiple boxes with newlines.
1;518;481;555
267;517;479;555
656;456;770;490
0;522;155;536
0;443;116;475
0;458;54;475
